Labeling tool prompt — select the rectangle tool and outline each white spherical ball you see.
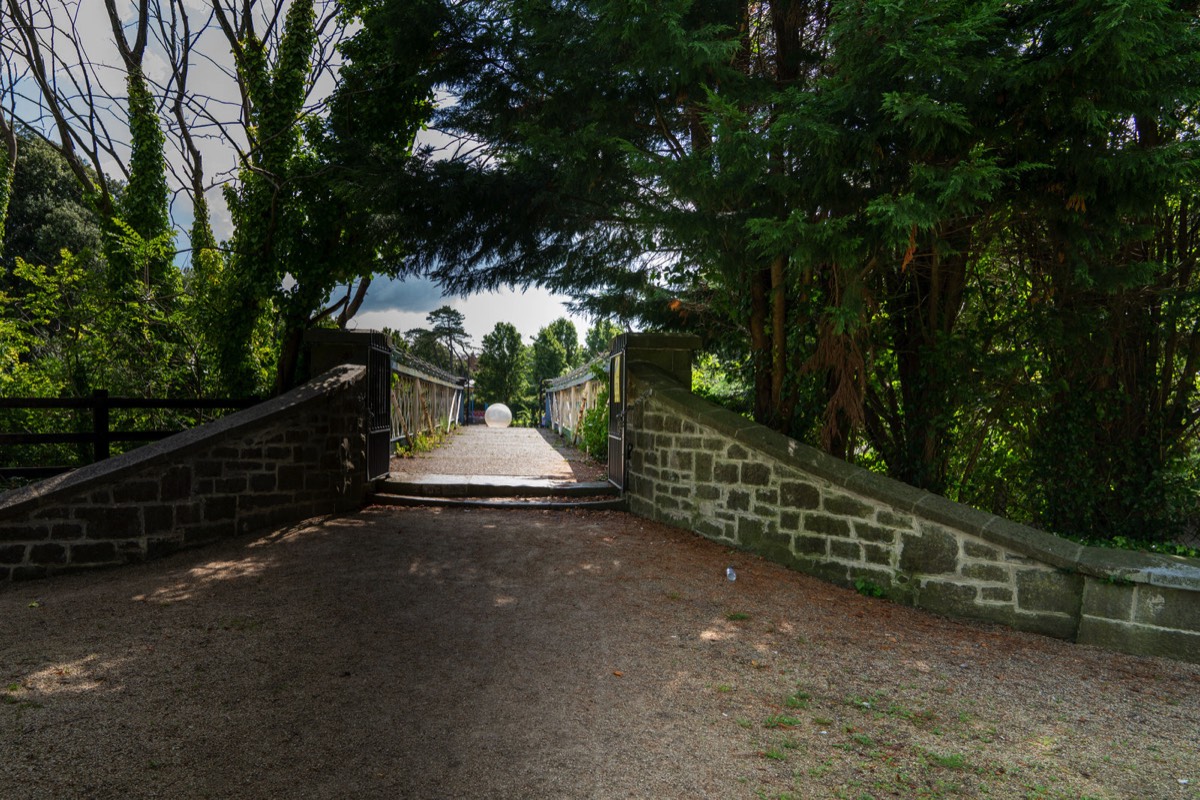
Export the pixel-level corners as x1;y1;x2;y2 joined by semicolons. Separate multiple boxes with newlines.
484;403;513;428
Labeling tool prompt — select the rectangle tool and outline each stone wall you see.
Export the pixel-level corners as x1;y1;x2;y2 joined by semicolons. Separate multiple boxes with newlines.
0;366;368;582
623;358;1200;664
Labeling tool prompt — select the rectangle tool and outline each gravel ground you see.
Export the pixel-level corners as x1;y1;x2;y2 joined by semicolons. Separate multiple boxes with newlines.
2;505;1198;800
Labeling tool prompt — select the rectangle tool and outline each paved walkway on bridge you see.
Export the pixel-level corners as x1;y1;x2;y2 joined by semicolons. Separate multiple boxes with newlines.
388;424;606;483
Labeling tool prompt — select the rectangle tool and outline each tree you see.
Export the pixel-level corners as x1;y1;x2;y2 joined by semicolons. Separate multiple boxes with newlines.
543;317;580;369
474;322;527;407
426;305;472;372
584;319;622;359
529;327;570;390
320;0;1200;543
0;131;104;277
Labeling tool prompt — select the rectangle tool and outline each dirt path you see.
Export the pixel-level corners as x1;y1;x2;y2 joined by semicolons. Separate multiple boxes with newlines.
2;506;1197;799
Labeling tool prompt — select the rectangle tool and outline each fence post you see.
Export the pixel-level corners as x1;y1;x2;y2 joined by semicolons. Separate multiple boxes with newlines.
92;389;110;462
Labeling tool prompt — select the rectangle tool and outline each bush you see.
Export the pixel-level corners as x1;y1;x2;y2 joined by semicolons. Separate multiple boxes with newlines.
580;387;608;461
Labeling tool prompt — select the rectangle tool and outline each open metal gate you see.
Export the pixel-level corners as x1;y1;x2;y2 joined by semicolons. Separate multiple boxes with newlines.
366;332;392;480
607;346;627;489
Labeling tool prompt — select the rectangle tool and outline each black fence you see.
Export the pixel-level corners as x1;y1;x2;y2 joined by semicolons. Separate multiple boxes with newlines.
0;391;260;479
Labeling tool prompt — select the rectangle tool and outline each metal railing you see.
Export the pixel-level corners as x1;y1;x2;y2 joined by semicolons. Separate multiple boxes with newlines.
390;354;465;448
543;355;607;446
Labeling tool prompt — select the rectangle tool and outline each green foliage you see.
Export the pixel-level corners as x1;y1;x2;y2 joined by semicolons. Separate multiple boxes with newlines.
854;579;887;599
580;382;609;462
0;249;209;470
110;67;172;293
475;321;528;407
583;320;621;359
0;132;105;277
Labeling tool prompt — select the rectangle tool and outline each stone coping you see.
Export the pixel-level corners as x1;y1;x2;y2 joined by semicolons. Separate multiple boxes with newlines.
630;363;1200;593
0;365;366;518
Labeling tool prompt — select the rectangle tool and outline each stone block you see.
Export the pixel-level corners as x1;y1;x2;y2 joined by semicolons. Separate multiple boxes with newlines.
78;506;143;538
738;517;765;541
794;535;827;556
0;545;27;565
161;466;193;501
829;538;861;561
980;586;1013;603
656;496;681;511
743;529;798;567
694;485;720;501
727;490;750;512
806;514;850;537
669;485;692;499
0;524;49;543
113;481;160;504
143;505;175;532
676;436;703;449
693;453;714;483
49;523;84;540
1133;586;1200;633
741;462;770;486
1080;579;1134;622
215;476;248;493
237;493;294;511
713;462;739;484
726;443;748;460
69;542;118;565
696;519;731;541
145;537;183;560
854;522;896;544
877;510;914;529
671;451;694;472
962;563;1009;583
779;511;800;532
963;540;1002;560
824;493;873;519
1077;618;1200;664
204;496;238;522
780;481;820;510
899;526;959;575
862;543;892;566
278;465;305;492
1016;569;1083;616
917;580;977;617
250;473;278;493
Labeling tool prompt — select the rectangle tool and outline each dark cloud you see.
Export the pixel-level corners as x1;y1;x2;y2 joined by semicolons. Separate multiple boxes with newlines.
358;276;446;313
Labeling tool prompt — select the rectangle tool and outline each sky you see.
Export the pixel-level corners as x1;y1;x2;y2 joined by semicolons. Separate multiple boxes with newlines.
348;276;593;351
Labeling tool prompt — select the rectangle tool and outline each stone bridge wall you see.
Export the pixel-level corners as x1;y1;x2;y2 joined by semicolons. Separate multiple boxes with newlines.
620;347;1200;664
0;366;368;582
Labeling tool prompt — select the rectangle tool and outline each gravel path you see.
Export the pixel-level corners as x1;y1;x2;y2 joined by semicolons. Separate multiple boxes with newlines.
389;426;606;482
2;506;1197;799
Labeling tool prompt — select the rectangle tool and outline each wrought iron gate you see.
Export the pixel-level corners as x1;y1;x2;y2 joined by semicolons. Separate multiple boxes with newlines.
366;332;392;480
607;347;627;489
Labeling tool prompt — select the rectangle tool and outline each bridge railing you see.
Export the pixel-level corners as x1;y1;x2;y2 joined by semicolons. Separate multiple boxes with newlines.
543;356;607;446
390;353;465;448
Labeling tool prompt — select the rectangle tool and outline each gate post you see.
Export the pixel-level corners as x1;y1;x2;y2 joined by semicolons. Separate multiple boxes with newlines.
304;329;393;481
607;333;702;490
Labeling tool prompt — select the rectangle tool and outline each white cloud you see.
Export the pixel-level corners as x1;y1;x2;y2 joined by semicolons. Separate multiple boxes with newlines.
349;281;592;348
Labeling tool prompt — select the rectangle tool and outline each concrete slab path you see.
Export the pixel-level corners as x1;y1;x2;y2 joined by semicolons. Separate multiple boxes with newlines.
388;425;606;484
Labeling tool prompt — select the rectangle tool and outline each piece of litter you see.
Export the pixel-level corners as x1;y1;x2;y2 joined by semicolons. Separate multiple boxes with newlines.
818;730;828;735
726;566;737;582
1179;779;1190;786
